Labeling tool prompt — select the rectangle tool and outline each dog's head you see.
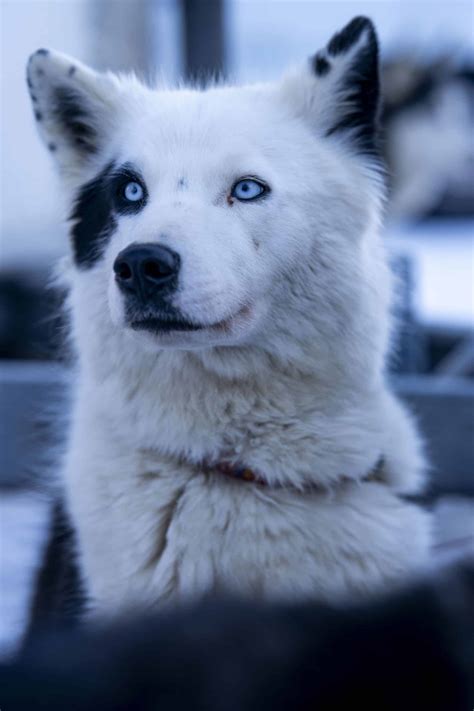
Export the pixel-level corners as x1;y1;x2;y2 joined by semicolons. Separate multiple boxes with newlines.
27;17;389;376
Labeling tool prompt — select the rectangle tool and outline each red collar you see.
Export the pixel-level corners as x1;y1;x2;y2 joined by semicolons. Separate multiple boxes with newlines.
202;457;385;491
202;460;267;485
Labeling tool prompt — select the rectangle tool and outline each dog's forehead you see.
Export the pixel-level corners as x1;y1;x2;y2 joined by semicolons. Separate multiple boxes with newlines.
116;83;288;161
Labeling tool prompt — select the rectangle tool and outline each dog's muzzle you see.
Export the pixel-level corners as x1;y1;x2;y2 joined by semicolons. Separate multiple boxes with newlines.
113;243;201;333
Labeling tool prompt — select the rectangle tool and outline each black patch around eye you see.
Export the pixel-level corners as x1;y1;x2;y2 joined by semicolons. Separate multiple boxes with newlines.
69;162;148;269
69;162;117;269
53;86;98;154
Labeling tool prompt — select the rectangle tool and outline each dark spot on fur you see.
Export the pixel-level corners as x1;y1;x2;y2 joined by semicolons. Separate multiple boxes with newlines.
34;110;43;121
35;48;49;57
324;16;381;157
53;86;97;154
68;65;76;77
69;162;117;268
313;54;331;77
69;162;148;268
48;142;57;152
27;77;33;90
36;68;44;77
177;177;188;190
31;94;38;103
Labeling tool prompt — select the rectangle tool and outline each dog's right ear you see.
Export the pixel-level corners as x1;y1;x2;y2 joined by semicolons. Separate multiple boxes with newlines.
26;49;121;175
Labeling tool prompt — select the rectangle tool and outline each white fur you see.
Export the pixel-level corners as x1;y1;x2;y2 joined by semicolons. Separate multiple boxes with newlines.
27;24;431;615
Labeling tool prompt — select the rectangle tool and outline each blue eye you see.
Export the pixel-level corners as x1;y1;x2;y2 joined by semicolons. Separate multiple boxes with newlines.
123;181;144;202
231;178;268;201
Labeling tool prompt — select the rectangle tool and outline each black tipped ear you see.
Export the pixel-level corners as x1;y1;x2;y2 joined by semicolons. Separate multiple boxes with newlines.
26;49;120;172
281;17;381;160
313;17;380;154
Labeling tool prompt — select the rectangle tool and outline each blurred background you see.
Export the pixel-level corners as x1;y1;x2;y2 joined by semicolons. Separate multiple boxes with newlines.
1;0;473;653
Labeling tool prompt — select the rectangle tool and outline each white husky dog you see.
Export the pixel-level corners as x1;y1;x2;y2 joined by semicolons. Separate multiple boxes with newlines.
27;17;430;615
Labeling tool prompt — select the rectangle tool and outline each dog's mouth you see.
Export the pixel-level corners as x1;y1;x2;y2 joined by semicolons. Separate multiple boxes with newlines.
131;316;204;333
129;305;252;335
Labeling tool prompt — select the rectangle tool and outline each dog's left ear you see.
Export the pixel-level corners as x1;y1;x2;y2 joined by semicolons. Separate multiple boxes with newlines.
280;17;380;156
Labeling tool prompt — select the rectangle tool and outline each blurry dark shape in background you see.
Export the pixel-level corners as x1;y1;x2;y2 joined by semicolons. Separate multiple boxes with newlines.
182;0;226;80
0;269;65;362
92;0;226;79
382;55;474;220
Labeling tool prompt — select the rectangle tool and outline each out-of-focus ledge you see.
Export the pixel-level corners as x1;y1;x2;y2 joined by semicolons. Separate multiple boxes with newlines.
393;374;474;397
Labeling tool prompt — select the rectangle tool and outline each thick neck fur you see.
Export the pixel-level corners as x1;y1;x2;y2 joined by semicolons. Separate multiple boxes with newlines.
68;278;423;496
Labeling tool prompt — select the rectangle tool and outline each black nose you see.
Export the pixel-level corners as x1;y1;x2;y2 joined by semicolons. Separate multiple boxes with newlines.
113;244;180;299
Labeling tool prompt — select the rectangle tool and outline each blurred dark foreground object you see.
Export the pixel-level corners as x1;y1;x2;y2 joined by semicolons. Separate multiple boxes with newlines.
2;566;473;711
